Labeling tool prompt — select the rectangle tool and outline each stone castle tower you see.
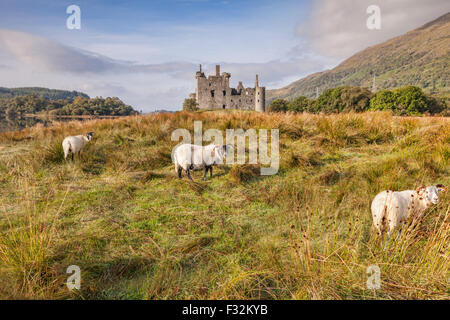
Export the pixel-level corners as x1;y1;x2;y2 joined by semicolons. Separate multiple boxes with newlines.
189;65;265;112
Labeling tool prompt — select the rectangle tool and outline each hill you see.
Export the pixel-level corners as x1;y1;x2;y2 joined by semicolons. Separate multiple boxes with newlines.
0;87;89;100
267;13;450;103
0;111;448;299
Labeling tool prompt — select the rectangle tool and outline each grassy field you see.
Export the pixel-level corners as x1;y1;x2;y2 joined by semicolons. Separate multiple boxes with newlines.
0;111;448;299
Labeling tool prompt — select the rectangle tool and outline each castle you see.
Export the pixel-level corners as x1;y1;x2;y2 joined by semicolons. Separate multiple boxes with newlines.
189;65;265;112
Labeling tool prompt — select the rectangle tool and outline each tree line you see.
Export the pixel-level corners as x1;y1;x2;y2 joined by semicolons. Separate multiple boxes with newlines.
268;86;448;116
0;95;139;117
0;87;89;100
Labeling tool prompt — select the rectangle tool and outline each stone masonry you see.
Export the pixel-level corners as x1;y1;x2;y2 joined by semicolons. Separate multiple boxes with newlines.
189;65;265;112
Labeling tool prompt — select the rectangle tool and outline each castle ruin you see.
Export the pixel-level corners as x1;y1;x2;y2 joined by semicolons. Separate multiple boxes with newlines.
189;65;265;112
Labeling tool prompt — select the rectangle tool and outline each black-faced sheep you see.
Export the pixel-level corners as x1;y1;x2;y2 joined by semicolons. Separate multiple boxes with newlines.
62;132;94;160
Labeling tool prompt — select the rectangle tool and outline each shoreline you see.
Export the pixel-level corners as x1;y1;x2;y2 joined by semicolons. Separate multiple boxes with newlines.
22;114;126;119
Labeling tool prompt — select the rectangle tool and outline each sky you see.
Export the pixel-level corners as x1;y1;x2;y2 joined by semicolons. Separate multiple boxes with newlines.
0;0;448;112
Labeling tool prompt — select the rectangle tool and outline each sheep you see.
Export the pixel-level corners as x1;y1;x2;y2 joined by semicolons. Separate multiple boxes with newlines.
371;184;447;237
173;143;231;180
62;132;94;160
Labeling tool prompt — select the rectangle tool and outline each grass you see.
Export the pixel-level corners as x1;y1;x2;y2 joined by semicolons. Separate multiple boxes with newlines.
0;110;449;299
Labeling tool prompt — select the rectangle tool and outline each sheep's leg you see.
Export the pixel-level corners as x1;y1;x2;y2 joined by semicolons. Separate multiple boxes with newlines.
209;166;213;178
178;167;182;179
382;228;393;249
203;166;208;181
71;153;74;161
186;169;193;181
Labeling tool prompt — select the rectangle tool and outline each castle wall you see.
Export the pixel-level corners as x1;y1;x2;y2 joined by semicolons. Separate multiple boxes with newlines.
193;65;264;112
255;87;265;112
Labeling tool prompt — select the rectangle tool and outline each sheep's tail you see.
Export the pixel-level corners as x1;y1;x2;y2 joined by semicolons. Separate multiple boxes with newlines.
381;191;393;229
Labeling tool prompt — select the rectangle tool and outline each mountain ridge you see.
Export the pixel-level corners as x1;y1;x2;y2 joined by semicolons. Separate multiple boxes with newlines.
267;12;450;103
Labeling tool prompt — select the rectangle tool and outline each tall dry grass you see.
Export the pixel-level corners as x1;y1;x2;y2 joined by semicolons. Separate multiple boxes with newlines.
0;111;448;299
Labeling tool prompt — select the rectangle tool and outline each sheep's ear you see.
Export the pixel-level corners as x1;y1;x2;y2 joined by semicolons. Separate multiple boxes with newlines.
436;184;447;193
415;185;426;194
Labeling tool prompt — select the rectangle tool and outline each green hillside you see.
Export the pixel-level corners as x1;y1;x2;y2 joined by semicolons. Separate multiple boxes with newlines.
267;13;450;103
0;87;89;100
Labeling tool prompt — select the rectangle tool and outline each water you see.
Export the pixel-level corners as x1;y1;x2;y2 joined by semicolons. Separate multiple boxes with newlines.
0;116;112;133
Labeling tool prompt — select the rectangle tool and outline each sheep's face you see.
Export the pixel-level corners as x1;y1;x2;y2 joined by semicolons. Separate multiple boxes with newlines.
214;144;233;163
416;184;447;205
85;132;94;142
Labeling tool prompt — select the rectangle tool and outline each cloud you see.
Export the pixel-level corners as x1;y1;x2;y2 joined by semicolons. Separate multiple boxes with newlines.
0;28;330;111
218;55;330;89
298;0;450;60
0;29;197;76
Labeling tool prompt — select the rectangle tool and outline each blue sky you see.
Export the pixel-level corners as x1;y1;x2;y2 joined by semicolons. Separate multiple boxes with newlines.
0;0;310;63
0;0;448;111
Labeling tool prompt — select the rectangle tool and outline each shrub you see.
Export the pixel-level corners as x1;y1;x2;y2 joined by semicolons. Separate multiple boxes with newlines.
394;86;429;115
268;99;289;113
314;86;373;113
369;89;396;112
370;86;445;115
287;96;313;113
182;98;199;112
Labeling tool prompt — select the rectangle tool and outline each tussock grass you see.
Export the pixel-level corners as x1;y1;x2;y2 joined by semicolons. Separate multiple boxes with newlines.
229;164;261;184
0;111;448;299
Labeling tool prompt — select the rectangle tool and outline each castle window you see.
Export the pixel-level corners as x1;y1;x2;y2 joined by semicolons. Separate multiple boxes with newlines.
211;90;215;98
223;90;226;96
223;105;226;109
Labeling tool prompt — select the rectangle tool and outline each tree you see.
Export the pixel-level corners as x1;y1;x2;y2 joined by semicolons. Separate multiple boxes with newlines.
183;98;199;112
370;86;443;116
0;94;138;116
268;99;289;113
287;96;313;113
369;89;396;111
394;86;428;115
314;86;372;113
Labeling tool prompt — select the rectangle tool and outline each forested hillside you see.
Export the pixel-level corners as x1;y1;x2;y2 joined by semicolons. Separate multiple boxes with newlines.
0;87;89;100
0;95;138;117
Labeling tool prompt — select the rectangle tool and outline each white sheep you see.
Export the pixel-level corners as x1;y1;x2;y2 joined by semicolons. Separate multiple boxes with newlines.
371;184;447;237
173;143;230;180
62;132;94;160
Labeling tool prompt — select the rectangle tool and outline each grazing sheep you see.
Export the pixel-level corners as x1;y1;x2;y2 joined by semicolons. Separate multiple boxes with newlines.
62;132;94;160
371;184;447;237
173;143;230;180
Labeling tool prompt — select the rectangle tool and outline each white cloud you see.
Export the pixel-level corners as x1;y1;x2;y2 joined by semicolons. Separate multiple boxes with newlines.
298;0;450;60
0;29;329;111
0;29;198;75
